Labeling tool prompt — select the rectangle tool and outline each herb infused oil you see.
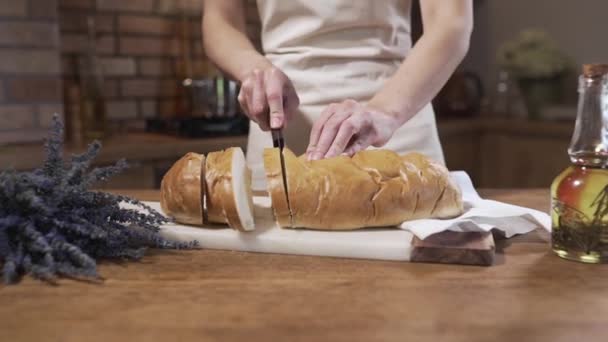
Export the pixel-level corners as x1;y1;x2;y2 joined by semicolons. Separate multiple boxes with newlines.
551;64;608;263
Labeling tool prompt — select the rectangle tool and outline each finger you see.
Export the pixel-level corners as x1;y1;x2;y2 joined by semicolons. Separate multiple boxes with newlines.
307;103;337;159
237;90;249;117
324;118;360;158
342;137;371;157
257;117;271;131
242;76;271;131
255;101;270;131
250;70;267;123
310;109;351;160
247;90;270;131
265;69;285;129
238;78;253;118
308;100;355;157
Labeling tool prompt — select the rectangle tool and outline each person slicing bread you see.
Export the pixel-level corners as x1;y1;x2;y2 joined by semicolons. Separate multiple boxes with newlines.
159;1;470;231
202;0;473;191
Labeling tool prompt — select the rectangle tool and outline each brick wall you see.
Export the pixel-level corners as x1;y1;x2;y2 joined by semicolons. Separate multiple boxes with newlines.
0;0;63;144
0;0;261;144
59;0;261;130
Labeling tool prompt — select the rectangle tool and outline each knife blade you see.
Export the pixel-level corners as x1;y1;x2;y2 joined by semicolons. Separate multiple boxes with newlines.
271;128;292;225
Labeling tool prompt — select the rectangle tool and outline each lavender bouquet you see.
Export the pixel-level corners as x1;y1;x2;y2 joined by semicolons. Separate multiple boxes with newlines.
0;116;193;284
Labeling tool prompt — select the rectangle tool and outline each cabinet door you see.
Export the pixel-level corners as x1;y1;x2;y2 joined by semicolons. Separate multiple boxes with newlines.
480;133;569;188
441;132;480;185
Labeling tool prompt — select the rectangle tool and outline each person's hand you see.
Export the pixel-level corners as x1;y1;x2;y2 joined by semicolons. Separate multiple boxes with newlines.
306;99;402;160
237;66;299;131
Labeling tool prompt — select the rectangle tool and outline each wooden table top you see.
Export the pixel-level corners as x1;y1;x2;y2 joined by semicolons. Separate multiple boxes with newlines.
2;189;607;342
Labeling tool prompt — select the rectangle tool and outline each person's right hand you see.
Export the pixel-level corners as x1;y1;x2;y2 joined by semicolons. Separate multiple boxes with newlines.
237;66;299;131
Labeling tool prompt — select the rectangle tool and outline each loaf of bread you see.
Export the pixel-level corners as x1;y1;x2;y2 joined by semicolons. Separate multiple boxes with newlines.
263;148;463;230
161;146;463;231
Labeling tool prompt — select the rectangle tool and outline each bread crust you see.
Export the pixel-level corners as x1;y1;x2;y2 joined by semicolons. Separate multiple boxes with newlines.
205;150;228;224
162;147;463;231
264;148;464;230
160;152;205;226
263;148;292;227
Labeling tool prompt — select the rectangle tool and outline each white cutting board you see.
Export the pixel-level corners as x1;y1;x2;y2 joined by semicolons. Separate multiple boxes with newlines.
148;197;415;261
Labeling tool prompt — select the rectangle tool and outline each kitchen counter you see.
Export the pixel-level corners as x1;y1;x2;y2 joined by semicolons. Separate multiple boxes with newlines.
3;188;607;342
0;133;249;189
0;118;573;188
0;118;572;172
0;133;248;171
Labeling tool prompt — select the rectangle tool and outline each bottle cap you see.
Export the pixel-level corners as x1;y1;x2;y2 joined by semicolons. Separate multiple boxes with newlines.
582;64;608;78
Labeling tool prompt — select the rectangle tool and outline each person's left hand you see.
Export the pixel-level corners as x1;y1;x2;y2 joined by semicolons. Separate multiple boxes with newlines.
306;99;401;160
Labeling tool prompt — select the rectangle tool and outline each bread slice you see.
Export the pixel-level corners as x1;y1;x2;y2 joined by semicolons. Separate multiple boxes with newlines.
205;150;226;224
205;147;255;231
160;152;205;225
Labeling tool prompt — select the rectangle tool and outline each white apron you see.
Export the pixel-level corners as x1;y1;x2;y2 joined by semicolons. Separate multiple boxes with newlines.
247;0;445;190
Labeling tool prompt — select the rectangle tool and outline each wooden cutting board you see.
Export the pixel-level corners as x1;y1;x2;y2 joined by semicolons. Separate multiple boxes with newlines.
411;231;495;266
147;197;496;266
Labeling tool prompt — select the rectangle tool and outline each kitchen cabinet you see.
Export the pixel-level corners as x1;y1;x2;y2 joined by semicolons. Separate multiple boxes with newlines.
439;119;572;188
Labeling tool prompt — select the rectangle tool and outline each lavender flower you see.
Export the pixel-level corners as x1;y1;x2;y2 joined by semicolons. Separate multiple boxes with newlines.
0;115;195;284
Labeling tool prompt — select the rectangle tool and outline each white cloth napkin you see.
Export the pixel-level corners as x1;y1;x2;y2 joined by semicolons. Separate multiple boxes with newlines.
402;171;551;240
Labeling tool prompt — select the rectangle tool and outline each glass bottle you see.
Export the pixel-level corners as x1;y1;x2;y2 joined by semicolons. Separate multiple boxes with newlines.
78;16;107;140
489;69;527;119
490;70;513;117
551;64;608;263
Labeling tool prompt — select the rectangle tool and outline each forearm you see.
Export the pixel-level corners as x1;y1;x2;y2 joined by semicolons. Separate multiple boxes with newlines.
369;20;471;124
202;2;271;82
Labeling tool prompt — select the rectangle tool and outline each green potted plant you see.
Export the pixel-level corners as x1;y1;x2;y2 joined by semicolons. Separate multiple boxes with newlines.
497;30;571;120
